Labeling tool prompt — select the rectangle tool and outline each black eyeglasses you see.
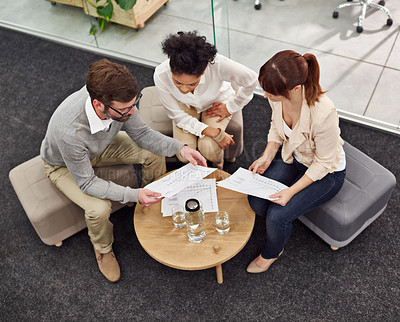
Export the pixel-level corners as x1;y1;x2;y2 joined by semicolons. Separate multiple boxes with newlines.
104;93;143;117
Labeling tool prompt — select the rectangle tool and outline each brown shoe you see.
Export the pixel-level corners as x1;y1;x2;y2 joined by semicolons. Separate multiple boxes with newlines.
94;248;121;283
246;250;284;274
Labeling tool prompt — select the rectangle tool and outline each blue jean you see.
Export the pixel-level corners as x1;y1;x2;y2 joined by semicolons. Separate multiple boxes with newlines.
248;150;345;259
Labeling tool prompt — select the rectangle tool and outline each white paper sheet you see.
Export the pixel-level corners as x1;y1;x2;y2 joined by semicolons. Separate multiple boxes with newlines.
216;167;288;200
144;163;217;198
161;179;219;216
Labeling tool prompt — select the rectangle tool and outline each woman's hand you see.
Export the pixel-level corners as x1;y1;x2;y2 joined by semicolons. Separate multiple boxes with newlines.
201;127;234;150
218;132;235;150
204;102;231;122
269;175;314;206
249;156;271;175
269;188;295;206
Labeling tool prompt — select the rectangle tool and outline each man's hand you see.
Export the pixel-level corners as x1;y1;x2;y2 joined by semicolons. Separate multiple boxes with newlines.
204;102;231;122
180;145;207;167
138;189;163;207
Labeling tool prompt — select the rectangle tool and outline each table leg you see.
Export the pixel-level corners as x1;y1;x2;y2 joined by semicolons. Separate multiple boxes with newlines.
216;264;223;284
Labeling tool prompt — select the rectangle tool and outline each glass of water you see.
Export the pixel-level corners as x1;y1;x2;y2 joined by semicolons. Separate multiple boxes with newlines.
215;211;230;234
171;205;186;228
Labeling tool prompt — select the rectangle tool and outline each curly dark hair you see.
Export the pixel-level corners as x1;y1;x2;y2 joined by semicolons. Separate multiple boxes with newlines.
161;31;217;77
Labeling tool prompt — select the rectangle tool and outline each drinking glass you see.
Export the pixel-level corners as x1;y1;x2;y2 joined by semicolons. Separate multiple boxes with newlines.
171;205;186;228
215;211;230;234
186;210;205;243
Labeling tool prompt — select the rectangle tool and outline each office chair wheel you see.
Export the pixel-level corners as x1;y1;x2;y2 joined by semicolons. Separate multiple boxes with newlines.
333;11;339;19
357;26;363;33
378;0;385;5
387;18;393;26
255;3;262;10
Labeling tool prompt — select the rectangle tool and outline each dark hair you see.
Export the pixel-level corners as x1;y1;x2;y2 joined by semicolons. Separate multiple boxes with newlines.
258;50;326;106
86;58;139;105
161;31;217;77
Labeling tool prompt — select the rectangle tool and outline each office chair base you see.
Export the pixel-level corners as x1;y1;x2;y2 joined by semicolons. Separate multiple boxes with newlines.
354;18;392;33
253;0;284;11
332;0;393;33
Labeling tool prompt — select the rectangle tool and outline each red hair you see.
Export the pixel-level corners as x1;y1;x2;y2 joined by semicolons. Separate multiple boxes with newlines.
258;50;326;106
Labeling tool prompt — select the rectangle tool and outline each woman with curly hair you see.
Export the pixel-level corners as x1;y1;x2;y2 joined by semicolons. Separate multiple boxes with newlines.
154;31;258;169
246;50;346;273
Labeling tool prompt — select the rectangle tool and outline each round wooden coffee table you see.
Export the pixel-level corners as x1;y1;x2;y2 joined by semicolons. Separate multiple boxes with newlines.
134;169;255;284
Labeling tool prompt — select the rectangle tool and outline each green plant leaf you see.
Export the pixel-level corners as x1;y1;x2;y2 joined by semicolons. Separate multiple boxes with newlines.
96;5;104;17
96;1;113;21
98;18;106;31
89;24;97;35
115;0;137;11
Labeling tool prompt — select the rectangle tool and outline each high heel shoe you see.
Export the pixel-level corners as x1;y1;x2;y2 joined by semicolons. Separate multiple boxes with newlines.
246;250;284;274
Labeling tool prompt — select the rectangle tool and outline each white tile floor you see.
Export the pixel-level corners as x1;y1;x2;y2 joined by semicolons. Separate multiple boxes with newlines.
1;0;399;134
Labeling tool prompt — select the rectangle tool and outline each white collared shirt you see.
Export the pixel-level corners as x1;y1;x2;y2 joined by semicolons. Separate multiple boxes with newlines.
154;54;258;137
85;97;113;134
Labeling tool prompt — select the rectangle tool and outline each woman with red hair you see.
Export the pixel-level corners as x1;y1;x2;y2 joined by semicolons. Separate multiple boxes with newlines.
247;50;346;273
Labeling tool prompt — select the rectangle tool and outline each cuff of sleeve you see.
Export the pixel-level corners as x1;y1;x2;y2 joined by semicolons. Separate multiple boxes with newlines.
226;99;241;115
176;119;207;138
125;187;139;203
305;164;329;182
267;133;283;144
196;123;208;138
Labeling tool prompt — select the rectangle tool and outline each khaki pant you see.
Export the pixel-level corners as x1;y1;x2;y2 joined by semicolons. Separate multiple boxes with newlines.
173;102;232;169
44;131;166;253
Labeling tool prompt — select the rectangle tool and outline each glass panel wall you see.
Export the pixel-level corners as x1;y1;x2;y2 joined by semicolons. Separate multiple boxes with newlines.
210;0;230;57
1;0;399;134
0;0;229;67
84;0;230;66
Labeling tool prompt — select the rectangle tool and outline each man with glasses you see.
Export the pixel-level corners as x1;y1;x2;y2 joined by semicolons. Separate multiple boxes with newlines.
40;58;206;283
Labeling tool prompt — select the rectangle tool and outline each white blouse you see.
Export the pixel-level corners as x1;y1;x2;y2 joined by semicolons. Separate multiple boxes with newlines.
154;54;258;137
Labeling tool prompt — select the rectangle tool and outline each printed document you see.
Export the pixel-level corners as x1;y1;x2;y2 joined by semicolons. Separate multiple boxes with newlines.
217;167;288;200
161;179;218;216
144;163;217;198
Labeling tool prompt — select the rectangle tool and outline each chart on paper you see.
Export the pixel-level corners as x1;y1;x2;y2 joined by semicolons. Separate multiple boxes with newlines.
145;163;217;198
161;179;218;216
217;167;288;200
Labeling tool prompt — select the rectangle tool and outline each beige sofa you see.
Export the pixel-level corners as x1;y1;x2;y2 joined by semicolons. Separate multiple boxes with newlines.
9;156;138;246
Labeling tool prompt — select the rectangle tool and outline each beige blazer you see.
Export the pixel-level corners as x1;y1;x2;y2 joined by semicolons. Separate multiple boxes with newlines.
267;90;344;181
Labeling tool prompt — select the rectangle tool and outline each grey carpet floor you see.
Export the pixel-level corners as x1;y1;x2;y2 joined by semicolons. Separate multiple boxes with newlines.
1;27;399;321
